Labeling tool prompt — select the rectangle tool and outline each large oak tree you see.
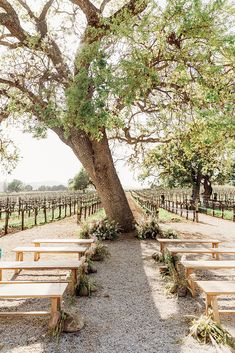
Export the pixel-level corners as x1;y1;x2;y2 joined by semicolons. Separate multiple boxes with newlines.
0;0;234;230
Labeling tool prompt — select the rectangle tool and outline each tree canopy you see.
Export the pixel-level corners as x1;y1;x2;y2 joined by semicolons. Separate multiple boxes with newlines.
140;120;235;200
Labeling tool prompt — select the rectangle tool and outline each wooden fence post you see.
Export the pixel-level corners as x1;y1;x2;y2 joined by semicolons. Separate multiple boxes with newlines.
4;209;10;235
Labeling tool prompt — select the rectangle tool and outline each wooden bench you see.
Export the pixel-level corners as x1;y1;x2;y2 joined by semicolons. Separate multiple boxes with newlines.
196;280;235;323
13;246;88;261
0;260;84;294
33;238;95;247
0;282;68;325
157;238;221;253
181;260;235;297
167;247;235;261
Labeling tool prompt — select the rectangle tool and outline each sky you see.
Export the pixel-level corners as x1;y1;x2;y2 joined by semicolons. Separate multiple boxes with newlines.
0;126;143;189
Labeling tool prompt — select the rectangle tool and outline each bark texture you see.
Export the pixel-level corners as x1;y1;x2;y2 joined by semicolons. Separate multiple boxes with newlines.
53;127;135;232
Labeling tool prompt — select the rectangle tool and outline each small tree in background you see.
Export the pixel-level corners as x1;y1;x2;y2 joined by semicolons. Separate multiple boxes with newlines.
24;184;33;191
140;122;234;204
68;168;91;191
7;179;24;192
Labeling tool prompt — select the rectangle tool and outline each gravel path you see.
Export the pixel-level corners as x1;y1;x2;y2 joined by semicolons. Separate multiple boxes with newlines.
0;200;234;352
162;213;235;243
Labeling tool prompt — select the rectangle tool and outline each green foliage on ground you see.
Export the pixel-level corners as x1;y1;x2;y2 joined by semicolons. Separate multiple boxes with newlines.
78;216;120;240
136;219;164;240
90;242;110;262
75;273;97;297
188;314;235;349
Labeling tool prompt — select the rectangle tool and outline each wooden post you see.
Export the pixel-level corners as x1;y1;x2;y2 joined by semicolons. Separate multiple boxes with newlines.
221;204;224;219
34;207;38;225
4;209;10;235
21;209;25;231
77;207;82;224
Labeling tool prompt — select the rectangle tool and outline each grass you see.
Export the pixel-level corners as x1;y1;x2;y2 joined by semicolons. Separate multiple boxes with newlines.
158;208;183;223
0;207;106;234
86;208;105;222
200;207;233;221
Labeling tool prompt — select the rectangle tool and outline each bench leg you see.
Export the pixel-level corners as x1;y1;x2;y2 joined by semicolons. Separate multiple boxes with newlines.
0;269;2;281
160;243;165;253
15;252;23;273
49;297;61;328
70;269;78;295
186;268;196;297
34;252;40;261
212;243;219;259
206;295;212;315
16;252;23;261
51;297;61;313
211;296;220;323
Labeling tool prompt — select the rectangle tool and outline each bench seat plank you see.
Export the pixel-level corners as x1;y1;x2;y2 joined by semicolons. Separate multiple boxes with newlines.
13;246;87;253
33;238;94;245
0;282;68;298
196;281;235;295
0;260;82;270
181;260;235;269
157;239;221;243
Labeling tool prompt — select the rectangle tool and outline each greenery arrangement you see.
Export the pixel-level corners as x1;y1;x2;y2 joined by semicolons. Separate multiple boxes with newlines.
85;258;97;274
78;223;91;239
78;218;120;240
89;218;121;240
51;310;68;341
158;251;190;297
90;242;110;262
162;229;178;239
75;273;97;297
188;314;235;349
136;219;164;240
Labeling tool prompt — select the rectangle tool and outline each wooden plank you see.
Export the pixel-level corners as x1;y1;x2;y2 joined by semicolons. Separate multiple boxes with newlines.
219;310;235;314
157;239;221;243
168;247;235;254
0;311;50;316
13;246;88;253
0;260;82;270
196;281;235;295
0;281;70;284
32;238;94;244
0;282;68;298
181;260;235;269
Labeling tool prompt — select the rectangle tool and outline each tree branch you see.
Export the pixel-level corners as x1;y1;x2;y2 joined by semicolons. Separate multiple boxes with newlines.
70;0;100;25
110;0;148;20
0;0;27;42
100;0;112;13
0;0;71;85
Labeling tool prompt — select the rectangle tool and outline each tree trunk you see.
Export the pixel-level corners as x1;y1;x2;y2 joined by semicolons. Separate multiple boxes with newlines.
191;171;202;205
53;127;135;232
202;175;213;207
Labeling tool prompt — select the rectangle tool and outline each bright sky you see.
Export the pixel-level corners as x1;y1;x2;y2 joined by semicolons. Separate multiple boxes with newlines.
0;126;143;189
